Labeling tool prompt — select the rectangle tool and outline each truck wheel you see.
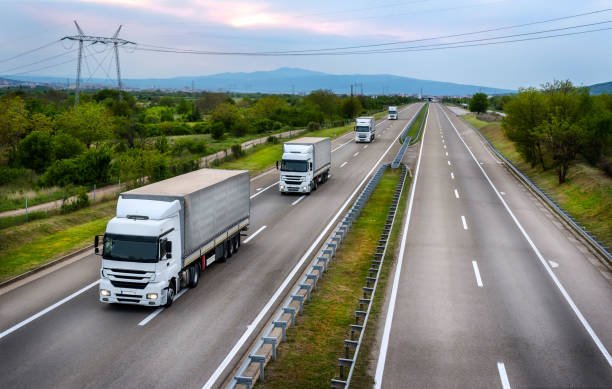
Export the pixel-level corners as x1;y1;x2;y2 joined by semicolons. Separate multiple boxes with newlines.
227;240;233;258
188;263;200;288
164;284;175;307
233;235;240;253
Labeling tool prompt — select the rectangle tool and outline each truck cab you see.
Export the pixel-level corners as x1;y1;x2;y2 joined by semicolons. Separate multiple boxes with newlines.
355;117;375;143
279;137;331;194
388;106;398;120
98;198;181;306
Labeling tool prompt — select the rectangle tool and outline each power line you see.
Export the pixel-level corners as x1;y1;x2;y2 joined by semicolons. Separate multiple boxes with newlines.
133;20;611;56
0;40;60;64
0;47;81;74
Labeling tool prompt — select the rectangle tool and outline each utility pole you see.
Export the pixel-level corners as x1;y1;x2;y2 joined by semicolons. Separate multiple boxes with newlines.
62;21;134;106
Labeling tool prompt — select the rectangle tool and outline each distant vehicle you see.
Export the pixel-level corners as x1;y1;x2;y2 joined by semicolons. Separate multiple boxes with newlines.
95;169;250;307
355;116;376;143
388;106;398;120
278;137;331;194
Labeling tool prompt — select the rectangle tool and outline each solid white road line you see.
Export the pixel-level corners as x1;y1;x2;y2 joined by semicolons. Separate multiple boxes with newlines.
454;189;460;199
138;288;188;326
374;104;429;388
461;215;468;230
354;152;359;157
243;225;267;244
441;107;612;367
0;280;99;340
250;181;278;199
497;362;511;389
332;139;352;152
340;161;348;168
204;107;417;389
472;261;484;287
291;195;306;206
450;172;455;180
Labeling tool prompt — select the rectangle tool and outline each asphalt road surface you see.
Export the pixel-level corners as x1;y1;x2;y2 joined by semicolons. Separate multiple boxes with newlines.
375;103;612;388
0;104;423;388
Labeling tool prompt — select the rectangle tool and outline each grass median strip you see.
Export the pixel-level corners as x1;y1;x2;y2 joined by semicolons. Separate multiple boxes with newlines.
257;168;408;388
462;113;611;249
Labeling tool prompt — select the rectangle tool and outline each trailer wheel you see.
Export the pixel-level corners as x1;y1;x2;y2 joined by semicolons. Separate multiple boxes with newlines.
188;263;200;288
226;240;234;258
232;235;240;253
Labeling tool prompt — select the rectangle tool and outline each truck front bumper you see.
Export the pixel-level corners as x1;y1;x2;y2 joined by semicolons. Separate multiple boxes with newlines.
279;181;310;193
99;278;169;306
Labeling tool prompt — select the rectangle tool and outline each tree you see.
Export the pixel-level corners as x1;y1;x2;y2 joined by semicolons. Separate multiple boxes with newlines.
30;113;53;133
503;88;549;168
176;98;192;115
51;132;85;160
305;90;339;121
0;96;30;153
196;92;229;113
211;102;239;132
16;131;52;173
341;97;363;119
54;102;115;148
538;112;583;184
469;93;488;114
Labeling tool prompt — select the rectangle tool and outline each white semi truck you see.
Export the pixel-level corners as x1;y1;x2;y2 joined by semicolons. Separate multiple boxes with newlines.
95;169;250;307
278;137;331;194
354;116;376;143
388;106;398;120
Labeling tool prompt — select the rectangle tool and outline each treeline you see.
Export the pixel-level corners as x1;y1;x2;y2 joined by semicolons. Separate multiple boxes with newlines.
500;81;610;183
0;87;414;190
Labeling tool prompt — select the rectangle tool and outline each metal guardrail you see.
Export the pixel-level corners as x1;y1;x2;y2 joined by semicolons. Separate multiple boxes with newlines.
446;106;611;265
229;164;390;389
408;104;428;146
331;164;407;388
392;104;428;168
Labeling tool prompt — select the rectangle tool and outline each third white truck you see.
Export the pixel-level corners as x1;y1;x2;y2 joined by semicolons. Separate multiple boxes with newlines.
354;116;376;143
388;106;398;120
278;137;331;194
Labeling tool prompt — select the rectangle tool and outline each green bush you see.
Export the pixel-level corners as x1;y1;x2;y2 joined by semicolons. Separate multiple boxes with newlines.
60;191;89;214
192;122;209;134
231;144;244;157
267;136;278;144
171;138;207;156
0;167;32;186
307;121;321;131
40;148;112;187
210;122;225;140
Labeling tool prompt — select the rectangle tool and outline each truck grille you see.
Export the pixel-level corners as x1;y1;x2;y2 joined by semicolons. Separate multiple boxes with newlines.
110;280;148;289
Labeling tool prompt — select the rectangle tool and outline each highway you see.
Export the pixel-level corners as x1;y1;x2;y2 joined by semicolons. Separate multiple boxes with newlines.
375;104;612;388
0;103;423;388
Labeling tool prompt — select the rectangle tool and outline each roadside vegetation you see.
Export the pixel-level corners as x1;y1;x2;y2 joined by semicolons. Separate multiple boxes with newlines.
405;103;428;142
0;87;416;214
258;168;408;388
443;80;611;248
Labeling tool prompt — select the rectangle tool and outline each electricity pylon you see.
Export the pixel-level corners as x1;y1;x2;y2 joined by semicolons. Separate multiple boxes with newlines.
62;21;134;105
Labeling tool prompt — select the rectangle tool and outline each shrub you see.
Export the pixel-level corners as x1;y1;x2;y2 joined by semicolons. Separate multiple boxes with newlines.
267;136;278;144
61;191;89;214
170;138;207;156
192;122;209;134
210;122;225;140
307;121;321;131
0;166;32;186
231;144;243;158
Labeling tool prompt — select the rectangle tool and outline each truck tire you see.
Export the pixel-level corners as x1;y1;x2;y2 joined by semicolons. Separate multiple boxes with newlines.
188;263;200;288
226;240;233;258
232;235;240;253
164;283;175;307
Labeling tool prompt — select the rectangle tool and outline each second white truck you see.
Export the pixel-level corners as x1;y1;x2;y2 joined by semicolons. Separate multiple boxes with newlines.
388;106;398;120
354;116;376;143
95;169;250;307
278;137;331;194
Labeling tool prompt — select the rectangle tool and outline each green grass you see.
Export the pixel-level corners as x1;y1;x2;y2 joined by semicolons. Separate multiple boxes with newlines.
406;104;428;142
462;113;611;249
0;200;116;283
258;169;405;388
0;186;81;213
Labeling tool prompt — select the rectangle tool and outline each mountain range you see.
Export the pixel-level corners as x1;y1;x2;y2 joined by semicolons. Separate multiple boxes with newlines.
3;68;609;96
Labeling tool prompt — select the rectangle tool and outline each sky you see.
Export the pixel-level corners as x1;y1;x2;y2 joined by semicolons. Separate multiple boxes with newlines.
0;0;610;89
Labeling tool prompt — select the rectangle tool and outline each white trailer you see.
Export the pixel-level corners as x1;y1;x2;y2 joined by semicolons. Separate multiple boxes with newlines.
388;106;398;120
355;116;376;143
95;169;250;307
278;137;331;194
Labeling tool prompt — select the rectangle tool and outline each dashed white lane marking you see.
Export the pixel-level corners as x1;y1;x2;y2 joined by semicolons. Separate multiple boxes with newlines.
138;288;188;326
256;188;262;191
548;260;560;268
444;145;447;149
364;145;368;149
354;152;360;157
445;152;449;157
450;172;455;180
250;181;278;199
0;281;99;340
331;139;352;152
447;160;451;166
454;189;460;199
461;215;468;230
243;225;267;244
472;261;484;287
497;362;511;389
340;161;348;168
291;195;306;206
500;191;506;196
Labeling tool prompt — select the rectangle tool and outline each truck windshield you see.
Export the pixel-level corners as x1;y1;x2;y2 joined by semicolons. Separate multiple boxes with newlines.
281;159;308;172
356;126;371;132
389;111;397;114
103;234;159;263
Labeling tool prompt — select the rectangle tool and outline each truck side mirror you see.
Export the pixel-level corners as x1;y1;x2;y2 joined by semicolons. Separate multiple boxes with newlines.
94;235;102;255
275;161;279;170
309;162;313;170
165;240;172;259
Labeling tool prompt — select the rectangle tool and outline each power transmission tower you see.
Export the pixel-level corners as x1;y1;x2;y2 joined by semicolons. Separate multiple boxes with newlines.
62;21;135;105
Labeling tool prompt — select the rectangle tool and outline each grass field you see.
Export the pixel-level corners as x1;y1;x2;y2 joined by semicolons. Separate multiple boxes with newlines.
0;200;116;283
258;168;408;388
462;113;611;249
406;103;428;142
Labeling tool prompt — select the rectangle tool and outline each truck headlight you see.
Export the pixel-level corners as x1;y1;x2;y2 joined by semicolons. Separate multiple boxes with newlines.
100;289;111;297
146;293;158;300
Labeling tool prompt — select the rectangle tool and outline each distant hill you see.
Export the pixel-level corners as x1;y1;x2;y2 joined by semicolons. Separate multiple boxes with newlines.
7;67;513;96
589;81;612;95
